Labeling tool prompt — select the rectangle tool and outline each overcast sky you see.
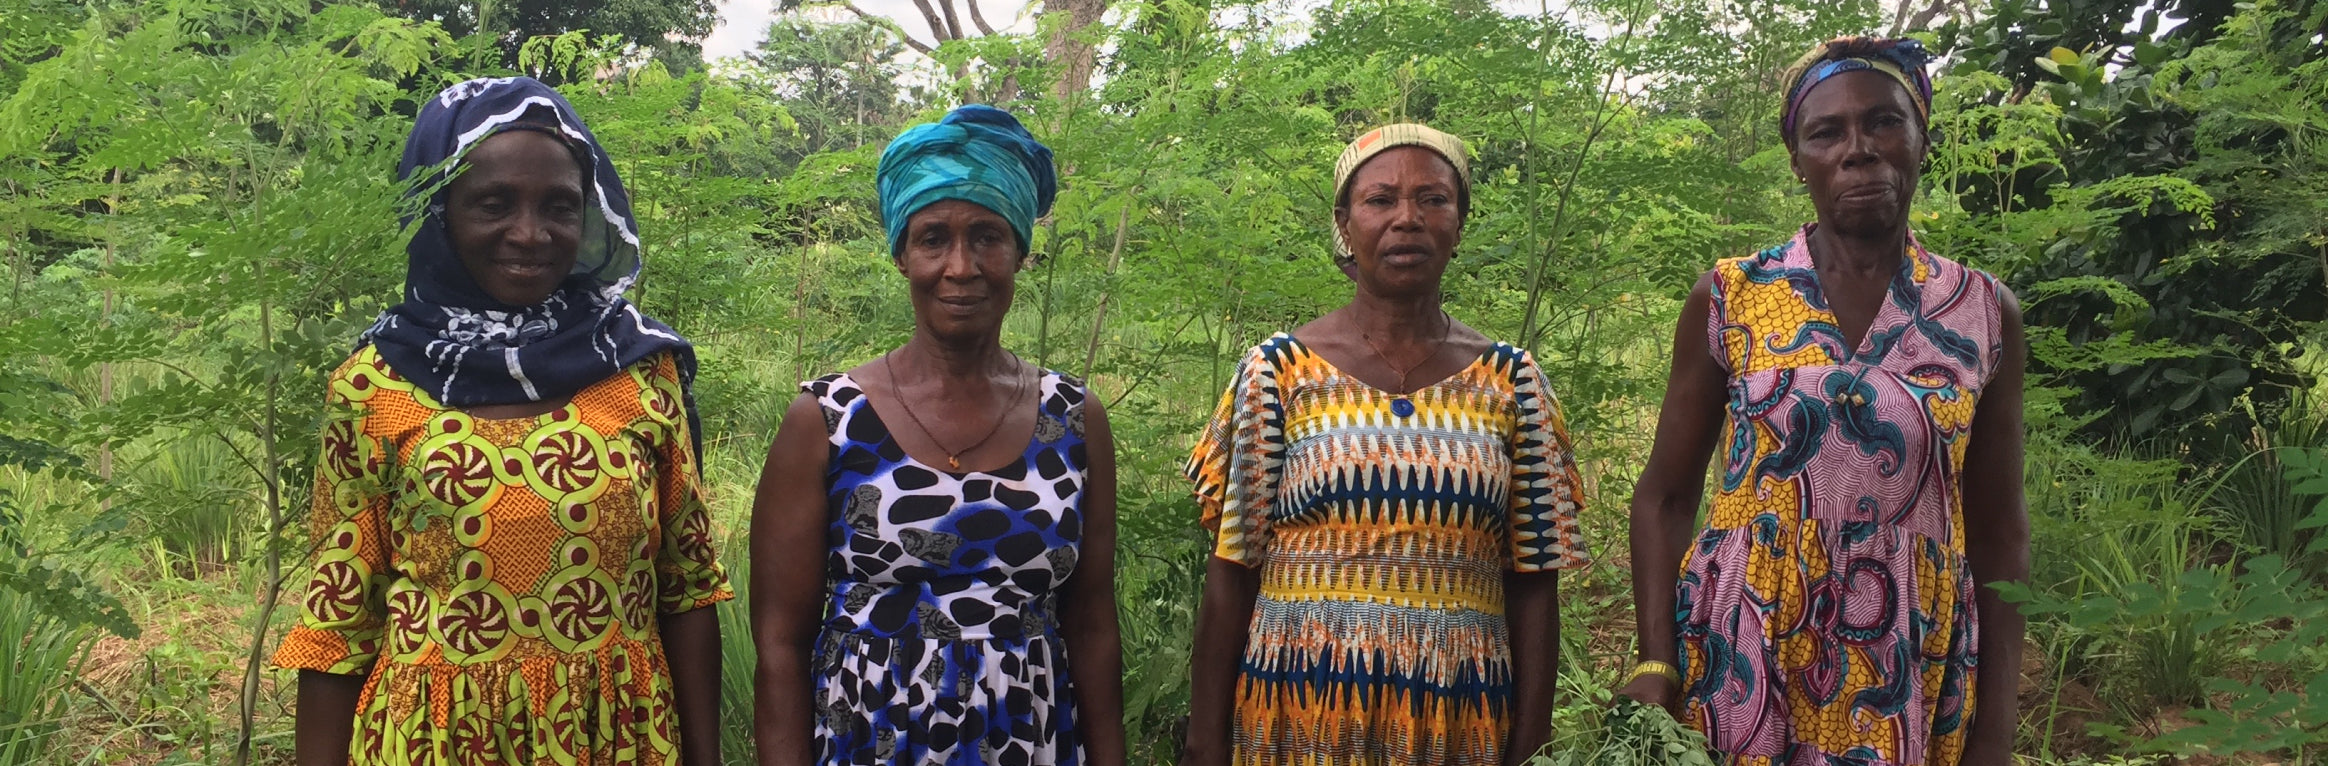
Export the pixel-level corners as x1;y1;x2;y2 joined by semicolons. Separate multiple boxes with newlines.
702;0;1039;61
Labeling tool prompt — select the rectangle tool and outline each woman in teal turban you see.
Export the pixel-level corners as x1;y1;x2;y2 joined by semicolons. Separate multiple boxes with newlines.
750;104;1126;766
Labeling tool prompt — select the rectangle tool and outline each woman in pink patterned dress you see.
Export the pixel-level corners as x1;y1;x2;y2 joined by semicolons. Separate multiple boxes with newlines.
1618;38;2030;766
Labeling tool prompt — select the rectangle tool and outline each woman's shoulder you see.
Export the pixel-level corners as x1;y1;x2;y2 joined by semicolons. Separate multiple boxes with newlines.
1243;330;1304;360
326;345;384;385
620;350;693;398
1471;340;1552;390
1919;246;2005;290
796;370;857;404
1188;331;1308;388
324;344;430;408
1709;235;1801;283
1036;367;1090;422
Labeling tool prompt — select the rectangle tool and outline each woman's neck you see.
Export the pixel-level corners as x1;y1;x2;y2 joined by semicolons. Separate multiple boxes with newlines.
901;331;1011;381
1806;220;1908;278
1347;290;1448;345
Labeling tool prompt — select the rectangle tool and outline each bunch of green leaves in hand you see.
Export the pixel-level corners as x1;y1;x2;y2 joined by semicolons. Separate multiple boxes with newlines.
1529;694;1714;766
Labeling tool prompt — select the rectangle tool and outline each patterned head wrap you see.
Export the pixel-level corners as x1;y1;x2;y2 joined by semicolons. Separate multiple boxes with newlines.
1330;123;1473;265
1780;36;1936;144
876;105;1057;259
363;77;698;441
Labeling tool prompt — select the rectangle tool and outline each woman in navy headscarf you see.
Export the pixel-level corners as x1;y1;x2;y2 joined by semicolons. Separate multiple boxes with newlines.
276;76;733;766
750;105;1125;766
1621;38;2027;765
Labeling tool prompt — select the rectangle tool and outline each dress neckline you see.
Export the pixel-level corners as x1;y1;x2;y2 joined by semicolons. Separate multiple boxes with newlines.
1785;226;1925;364
1278;333;1503;401
834;370;1052;478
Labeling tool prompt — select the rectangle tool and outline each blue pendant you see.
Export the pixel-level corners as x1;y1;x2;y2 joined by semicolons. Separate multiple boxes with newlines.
1390;398;1416;418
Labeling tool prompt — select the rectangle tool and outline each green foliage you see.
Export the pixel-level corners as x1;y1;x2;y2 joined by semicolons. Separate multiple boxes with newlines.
388;0;719;71
0;584;95;766
2081;550;2327;757
714;540;760;766
0;0;2324;762
1938;0;2328;453
2284;442;2328;557
742;17;916;159
2005;434;2228;713
1530;691;1713;766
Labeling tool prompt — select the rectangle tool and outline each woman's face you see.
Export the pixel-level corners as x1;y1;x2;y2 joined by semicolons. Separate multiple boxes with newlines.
1788;69;1929;239
444;129;585;306
896;199;1021;342
1336;146;1464;297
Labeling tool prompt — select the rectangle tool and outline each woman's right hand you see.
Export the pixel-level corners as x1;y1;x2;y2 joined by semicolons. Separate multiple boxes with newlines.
1623;271;1725;724
1615;672;1680;716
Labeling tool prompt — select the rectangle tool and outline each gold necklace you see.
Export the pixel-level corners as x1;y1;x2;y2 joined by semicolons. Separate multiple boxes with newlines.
1359;310;1450;418
882;349;1030;470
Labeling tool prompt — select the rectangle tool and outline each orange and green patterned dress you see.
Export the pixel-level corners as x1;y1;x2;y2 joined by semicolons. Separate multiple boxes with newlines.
1187;334;1591;766
273;345;733;766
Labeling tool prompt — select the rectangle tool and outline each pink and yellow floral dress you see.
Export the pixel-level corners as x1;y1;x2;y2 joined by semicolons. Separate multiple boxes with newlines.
1678;226;2004;766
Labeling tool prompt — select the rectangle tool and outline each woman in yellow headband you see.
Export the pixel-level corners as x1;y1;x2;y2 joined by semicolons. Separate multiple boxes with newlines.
1183;123;1590;766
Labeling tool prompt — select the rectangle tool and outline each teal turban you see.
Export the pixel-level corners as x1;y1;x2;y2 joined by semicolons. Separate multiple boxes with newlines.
876;104;1057;258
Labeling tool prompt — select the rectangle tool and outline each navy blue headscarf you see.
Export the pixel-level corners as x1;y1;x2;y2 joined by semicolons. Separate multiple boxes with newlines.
362;77;697;428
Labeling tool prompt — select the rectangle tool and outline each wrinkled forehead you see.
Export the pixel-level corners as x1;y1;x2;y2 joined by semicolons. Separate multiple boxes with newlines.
1343;145;1462;199
1788;69;1924;146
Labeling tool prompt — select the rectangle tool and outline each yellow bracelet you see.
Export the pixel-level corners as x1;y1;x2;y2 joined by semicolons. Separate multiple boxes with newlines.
1629;660;1680;685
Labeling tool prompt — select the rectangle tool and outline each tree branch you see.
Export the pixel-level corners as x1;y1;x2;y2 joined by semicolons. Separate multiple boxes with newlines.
1903;0;1954;32
907;0;953;44
935;0;967;41
966;0;998;36
827;0;936;54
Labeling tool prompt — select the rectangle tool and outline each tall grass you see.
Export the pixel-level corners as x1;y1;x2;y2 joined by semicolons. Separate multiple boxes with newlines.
2021;438;2231;717
0;586;94;766
699;418;768;766
2204;398;2327;580
124;435;251;578
714;527;759;766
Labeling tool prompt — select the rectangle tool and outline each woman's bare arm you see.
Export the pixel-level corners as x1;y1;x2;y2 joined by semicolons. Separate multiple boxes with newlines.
1960;287;2029;766
1060;397;1126;766
295;670;366;766
1182;554;1259;766
1618;272;1728;712
1503;571;1560;764
751;394;835;766
662;606;722;766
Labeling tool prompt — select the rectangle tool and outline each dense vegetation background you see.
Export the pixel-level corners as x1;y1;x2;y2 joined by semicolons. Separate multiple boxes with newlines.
2;0;2325;762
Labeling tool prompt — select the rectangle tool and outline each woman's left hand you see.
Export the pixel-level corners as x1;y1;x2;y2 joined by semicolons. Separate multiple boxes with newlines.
1059;396;1126;766
1961;285;2030;763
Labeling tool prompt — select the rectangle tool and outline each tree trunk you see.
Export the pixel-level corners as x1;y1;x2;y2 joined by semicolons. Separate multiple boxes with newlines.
99;169;120;502
1043;0;1108;100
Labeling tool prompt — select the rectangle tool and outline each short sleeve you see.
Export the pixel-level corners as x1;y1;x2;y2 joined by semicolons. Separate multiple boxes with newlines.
1184;343;1286;568
1706;263;1740;376
1976;269;2008;388
1507;352;1590;572
272;361;396;675
649;358;735;614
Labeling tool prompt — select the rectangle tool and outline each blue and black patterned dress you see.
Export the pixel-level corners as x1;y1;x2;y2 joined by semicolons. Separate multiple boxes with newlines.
803;371;1091;766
